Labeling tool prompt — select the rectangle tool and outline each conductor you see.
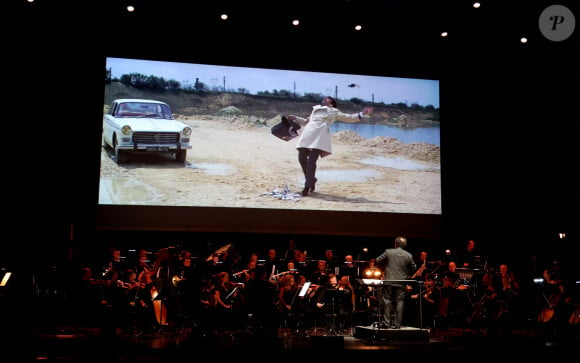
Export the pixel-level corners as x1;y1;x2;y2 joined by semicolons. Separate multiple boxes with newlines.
375;236;416;329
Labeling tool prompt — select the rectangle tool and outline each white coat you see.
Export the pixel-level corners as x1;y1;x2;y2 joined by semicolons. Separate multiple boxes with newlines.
294;105;362;158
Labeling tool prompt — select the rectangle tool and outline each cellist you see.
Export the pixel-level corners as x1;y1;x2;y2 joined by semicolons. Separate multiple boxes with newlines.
538;260;566;324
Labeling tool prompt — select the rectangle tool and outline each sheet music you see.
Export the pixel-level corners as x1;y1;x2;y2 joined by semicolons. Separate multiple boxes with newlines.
298;282;311;297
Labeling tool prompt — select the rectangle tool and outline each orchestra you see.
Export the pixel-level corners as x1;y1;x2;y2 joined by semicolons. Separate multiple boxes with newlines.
68;242;574;340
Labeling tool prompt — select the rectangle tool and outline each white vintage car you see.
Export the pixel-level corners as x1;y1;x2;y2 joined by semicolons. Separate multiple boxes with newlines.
103;99;192;163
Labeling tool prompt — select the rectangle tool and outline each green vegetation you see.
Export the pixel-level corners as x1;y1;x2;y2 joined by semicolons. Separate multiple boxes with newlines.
105;69;439;124
106;68;439;114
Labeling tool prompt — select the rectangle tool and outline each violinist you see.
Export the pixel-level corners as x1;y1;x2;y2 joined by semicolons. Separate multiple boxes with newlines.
336;275;356;332
203;272;240;335
405;251;432;327
276;274;299;330
122;268;142;291
130;270;158;334
215;271;245;330
133;248;153;276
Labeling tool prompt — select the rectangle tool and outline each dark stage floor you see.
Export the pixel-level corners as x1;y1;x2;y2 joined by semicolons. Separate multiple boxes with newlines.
2;294;578;361
7;323;579;362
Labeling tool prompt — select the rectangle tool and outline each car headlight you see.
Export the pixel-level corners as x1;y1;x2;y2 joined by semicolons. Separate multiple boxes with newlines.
121;125;132;135
183;127;192;136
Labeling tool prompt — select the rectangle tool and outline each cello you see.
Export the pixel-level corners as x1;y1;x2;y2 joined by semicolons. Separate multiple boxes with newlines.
538;289;563;323
569;303;580;325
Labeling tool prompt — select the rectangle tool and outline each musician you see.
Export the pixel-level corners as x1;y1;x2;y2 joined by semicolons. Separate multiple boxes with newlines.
294;274;319;333
313;273;341;333
539;260;567;330
467;266;502;332
443;261;460;286
263;248;281;279
408;273;437;329
276;273;299;332
133;248;153;276
323;249;341;272
130;270;157;335
310;260;330;286
336;275;356;332
436;261;473;328
203;253;226;281
404;251;430;327
215;271;241;305
375;236;416;329
292;250;310;277
340;255;358;279
276;274;297;314
285;260;301;280
215;271;244;330
101;247;126;278
243;265;279;338
457;239;480;268
232;258;257;284
498;263;521;327
412;251;429;281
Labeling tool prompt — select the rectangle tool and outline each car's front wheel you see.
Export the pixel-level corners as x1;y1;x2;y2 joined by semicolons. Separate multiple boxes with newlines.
175;149;187;163
113;135;127;163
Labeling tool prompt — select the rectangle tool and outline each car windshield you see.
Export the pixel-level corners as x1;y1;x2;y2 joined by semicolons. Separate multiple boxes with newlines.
115;102;172;119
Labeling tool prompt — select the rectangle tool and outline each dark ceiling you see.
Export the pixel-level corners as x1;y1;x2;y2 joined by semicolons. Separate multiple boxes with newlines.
9;0;579;249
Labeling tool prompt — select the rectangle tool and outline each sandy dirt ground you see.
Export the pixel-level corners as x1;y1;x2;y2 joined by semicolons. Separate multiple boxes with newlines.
99;115;441;215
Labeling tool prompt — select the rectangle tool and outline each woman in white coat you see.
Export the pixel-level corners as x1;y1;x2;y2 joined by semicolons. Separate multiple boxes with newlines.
287;97;373;196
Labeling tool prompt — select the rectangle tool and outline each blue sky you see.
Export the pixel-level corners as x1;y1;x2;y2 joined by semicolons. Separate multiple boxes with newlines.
107;57;440;108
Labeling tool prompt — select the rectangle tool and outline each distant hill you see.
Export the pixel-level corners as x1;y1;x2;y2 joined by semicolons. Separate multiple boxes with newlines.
104;82;439;128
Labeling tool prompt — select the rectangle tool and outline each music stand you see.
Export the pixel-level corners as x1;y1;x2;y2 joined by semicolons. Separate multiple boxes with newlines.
292;282;312;338
321;288;341;336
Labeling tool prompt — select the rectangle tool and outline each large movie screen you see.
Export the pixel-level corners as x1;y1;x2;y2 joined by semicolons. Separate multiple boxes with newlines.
98;57;441;235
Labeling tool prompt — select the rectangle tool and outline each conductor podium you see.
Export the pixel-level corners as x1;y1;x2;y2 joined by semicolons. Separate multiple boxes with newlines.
353;279;430;342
